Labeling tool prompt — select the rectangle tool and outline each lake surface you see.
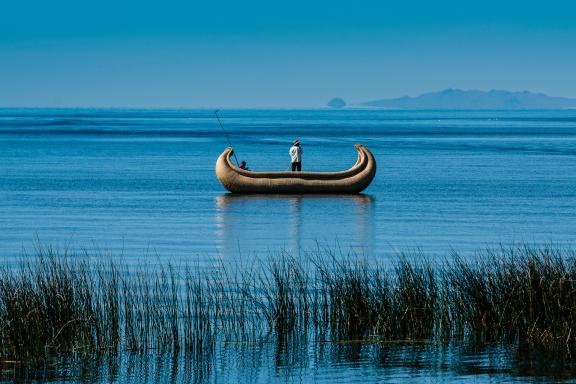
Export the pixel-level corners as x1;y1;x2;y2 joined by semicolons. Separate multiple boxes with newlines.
11;342;576;383
1;108;576;382
1;108;576;264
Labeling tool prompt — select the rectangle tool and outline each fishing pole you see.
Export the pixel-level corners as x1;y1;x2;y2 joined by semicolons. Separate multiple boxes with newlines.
214;110;240;166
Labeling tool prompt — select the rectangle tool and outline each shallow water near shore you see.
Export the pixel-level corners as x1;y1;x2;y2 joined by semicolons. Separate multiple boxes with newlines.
2;108;576;382
6;342;576;383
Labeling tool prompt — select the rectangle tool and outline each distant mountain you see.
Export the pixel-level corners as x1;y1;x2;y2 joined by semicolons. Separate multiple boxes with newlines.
360;89;576;109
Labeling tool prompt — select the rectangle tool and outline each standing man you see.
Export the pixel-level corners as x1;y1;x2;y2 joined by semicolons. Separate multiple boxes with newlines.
289;140;303;171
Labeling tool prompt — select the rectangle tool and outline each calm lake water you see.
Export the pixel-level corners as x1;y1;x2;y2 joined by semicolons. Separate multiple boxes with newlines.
1;108;576;263
11;343;576;383
1;108;576;382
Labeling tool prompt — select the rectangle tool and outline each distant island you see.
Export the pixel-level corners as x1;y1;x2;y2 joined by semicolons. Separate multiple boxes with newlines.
338;89;576;109
327;97;346;108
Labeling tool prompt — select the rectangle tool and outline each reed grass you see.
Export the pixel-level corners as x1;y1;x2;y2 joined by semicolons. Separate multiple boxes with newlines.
1;245;576;362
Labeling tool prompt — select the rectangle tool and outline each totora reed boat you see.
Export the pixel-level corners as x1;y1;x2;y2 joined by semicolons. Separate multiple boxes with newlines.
215;144;376;194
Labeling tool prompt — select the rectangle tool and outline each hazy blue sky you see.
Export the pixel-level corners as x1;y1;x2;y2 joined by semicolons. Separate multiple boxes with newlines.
1;0;575;107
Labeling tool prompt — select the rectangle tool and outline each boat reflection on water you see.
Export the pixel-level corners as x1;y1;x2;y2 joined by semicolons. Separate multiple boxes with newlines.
215;194;375;261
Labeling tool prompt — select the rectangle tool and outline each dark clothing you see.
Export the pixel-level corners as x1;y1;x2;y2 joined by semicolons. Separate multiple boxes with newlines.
291;162;301;172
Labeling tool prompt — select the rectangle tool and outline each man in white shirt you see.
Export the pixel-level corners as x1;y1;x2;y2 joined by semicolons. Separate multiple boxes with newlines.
289;140;303;172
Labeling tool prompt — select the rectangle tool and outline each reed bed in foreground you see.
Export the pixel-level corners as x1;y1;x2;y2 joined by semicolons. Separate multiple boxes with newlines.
1;246;576;362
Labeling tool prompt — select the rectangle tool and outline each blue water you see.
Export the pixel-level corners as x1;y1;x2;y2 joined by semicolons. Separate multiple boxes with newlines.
11;343;576;383
2;108;576;265
2;108;576;382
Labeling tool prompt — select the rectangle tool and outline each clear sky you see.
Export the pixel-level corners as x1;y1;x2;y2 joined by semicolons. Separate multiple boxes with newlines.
1;0;575;107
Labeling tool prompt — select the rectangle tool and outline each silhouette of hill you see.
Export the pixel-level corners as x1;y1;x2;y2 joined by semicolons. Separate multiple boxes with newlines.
360;89;576;109
327;97;346;108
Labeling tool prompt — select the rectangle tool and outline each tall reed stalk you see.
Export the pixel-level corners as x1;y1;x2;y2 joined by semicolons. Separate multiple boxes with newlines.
1;245;576;363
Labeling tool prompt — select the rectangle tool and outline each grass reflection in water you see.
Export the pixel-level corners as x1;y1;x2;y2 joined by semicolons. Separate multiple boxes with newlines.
1;245;576;381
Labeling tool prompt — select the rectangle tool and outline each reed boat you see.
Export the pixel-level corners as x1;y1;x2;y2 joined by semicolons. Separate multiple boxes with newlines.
215;144;376;194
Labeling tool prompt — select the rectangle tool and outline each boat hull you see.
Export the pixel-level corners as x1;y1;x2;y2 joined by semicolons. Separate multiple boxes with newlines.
215;144;376;194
